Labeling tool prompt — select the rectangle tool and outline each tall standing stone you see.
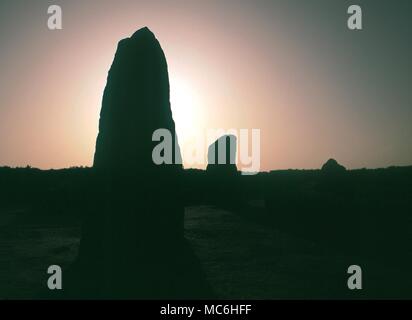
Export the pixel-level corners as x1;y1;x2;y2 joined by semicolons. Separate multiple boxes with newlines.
94;27;181;172
71;27;209;299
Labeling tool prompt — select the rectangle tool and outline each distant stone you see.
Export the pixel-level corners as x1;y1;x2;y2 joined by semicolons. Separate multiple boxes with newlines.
321;158;346;173
206;135;238;175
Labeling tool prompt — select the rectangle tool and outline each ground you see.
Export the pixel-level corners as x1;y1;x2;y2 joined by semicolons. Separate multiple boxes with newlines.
0;206;409;299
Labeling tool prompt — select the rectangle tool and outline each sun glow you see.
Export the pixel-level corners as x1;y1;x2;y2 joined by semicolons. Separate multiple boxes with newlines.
169;76;202;141
169;75;207;169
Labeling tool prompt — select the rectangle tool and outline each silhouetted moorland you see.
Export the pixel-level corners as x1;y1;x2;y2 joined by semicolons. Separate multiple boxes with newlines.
1;164;412;298
1;164;411;253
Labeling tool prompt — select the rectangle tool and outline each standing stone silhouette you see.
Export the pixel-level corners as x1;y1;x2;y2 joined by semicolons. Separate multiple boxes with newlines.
71;27;211;299
205;135;239;206
206;135;238;175
94;27;181;171
321;158;346;173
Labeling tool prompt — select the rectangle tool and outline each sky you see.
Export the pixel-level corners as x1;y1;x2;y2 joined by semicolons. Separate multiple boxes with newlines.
0;0;411;171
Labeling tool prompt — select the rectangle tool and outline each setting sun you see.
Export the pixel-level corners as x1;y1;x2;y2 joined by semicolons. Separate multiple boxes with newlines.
170;75;201;138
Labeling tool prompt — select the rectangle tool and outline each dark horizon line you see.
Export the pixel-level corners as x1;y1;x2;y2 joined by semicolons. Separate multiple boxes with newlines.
1;163;412;173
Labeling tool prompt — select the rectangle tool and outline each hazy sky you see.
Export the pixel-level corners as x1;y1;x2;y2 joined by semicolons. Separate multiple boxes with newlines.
0;0;411;171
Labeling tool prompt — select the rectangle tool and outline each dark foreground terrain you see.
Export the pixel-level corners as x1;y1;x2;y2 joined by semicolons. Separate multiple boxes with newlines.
0;165;411;299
